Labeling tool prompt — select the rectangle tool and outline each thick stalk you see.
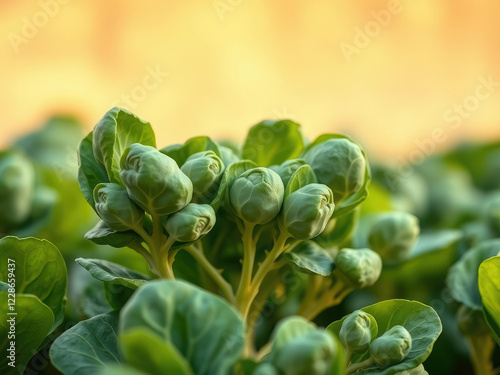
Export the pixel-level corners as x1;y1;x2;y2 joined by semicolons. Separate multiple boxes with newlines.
236;223;256;307
186;245;236;304
466;334;495;375
238;233;289;321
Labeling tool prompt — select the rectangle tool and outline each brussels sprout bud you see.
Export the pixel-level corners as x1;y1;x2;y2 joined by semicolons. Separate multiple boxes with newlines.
253;363;279;375
370;326;412;367
334;248;382;288
93;183;144;231
120;143;193;216
303;138;366;204
279;183;335;239
0;151;35;225
273;330;337;375
339;310;374;354
272;159;307;187
368;212;420;261
229;167;284;224
181;151;224;203
164;203;216;242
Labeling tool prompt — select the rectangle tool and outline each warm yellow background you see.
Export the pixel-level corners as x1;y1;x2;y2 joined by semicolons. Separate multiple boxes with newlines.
1;0;499;160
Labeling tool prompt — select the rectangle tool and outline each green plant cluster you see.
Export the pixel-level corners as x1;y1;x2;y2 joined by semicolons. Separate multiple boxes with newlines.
1;107;500;375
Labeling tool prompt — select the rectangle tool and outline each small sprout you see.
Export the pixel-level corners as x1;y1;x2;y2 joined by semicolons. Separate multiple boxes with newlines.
279;183;335;240
370;326;412;367
253;363;279;375
93;183;144;231
339;310;374;354
164;203;216;242
229;167;284;225
335;248;382;288
181;151;225;203
368;212;420;261
0;151;35;224
271;159;307;187
273;330;337;375
120;143;193;216
303;138;366;204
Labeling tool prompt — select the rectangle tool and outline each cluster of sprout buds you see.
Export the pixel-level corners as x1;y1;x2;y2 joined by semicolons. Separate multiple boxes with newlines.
340;311;413;371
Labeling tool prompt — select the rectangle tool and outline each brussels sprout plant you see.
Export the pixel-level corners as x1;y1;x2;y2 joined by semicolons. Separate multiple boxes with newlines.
1;108;472;375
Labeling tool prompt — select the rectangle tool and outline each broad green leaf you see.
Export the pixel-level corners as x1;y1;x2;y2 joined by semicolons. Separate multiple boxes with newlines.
447;239;500;310
120;280;245;375
284;165;318;197
242;120;304;167
0;237;67;330
84;220;142;248
303;134;371;218
99;365;147;375
79;277;113;318
50;312;121;375
120;328;194;375
285;241;334;276
378;230;462;285
92;107;156;184
0;293;54;375
76;258;150;310
76;258;149;290
160;136;221;166
328;300;442;375
78;131;110;208
215;160;257;212
236;359;259;375
479;256;500;345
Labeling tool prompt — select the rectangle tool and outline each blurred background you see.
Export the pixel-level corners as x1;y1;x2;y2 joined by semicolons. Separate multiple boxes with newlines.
1;0;500;161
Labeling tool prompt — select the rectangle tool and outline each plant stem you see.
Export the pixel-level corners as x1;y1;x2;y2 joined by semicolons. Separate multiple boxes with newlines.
128;240;154;267
296;275;323;316
298;279;353;320
346;357;375;375
237;232;289;321
186;244;236;304
466;334;495;375
236;223;256;308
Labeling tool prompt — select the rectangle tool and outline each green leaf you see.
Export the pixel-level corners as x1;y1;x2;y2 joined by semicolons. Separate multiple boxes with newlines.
76;258;149;290
0;293;54;375
50;312;121;375
242;120;304;167
120;280;245;375
0;237;67;330
236;359;259;375
284;164;318;197
317;208;360;247
120;328;194;375
78;131;109;208
99;365;147;375
285;241;334;276
304;134;371;218
447;239;500;310
93;107;156;185
84;220;142;248
479;256;500;345
214;160;257;212
328;300;442;375
160;136;221;166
